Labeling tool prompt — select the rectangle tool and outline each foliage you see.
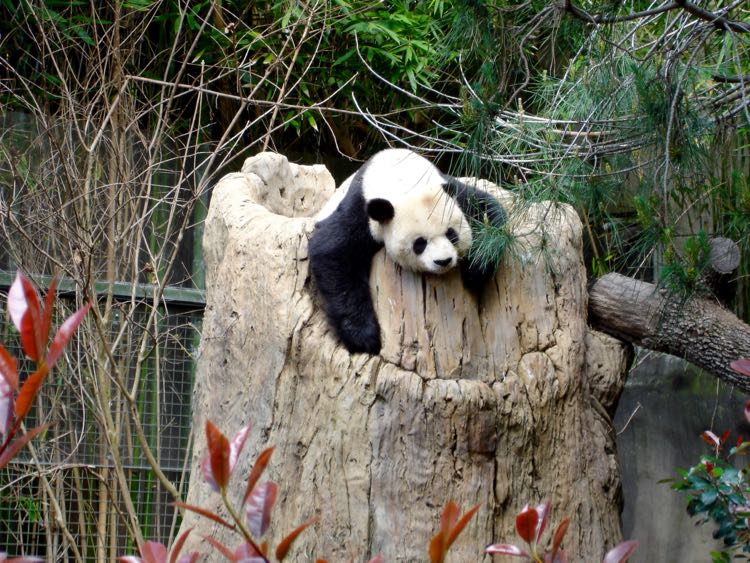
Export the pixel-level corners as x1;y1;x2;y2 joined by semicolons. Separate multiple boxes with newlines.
485;501;638;563
668;373;750;562
0;272;89;469
669;430;750;561
0;0;451;153
122;421;477;562
0;272;90;559
353;0;750;309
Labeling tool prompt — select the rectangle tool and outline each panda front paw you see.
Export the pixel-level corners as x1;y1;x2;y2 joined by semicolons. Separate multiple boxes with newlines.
338;315;382;355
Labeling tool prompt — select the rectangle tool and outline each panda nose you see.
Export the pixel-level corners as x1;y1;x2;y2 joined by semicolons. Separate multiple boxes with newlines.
434;257;452;267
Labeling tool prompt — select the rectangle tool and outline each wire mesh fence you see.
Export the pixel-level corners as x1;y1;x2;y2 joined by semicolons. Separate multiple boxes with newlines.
0;287;201;561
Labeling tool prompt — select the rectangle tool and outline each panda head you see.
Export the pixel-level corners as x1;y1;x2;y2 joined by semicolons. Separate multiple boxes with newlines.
367;184;472;274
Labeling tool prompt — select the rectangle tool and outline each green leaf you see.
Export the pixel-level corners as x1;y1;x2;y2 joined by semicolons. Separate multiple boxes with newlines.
700;489;719;506
306;113;318;132
333;49;356;67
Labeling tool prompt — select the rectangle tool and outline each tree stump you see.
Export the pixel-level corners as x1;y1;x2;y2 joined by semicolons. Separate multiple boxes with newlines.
180;153;631;560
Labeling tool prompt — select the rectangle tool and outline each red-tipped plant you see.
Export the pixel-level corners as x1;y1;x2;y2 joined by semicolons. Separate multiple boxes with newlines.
173;422;319;562
485;501;637;563
117;529;198;563
0;272;90;469
428;501;480;563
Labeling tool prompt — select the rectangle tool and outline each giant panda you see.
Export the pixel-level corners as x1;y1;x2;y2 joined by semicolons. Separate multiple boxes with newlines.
309;148;506;355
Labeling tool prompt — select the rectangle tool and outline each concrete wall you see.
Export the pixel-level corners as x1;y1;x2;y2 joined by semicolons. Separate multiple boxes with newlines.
615;351;749;561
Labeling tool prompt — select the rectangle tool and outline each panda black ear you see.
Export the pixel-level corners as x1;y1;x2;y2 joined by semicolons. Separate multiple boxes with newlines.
367;198;395;223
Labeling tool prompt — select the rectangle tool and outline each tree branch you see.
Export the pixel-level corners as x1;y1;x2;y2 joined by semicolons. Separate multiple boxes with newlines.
589;273;750;393
564;0;750;32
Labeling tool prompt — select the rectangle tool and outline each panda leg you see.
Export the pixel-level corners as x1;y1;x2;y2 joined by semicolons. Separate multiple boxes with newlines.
309;228;382;355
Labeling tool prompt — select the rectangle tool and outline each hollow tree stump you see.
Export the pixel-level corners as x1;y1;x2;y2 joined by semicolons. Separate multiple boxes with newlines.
180;153;631;561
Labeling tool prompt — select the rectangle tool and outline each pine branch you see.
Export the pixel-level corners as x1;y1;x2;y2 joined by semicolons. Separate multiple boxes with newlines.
674;0;750;32
563;0;750;32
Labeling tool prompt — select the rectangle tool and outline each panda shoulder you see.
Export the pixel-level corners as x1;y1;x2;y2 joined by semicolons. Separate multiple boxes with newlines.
360;148;445;202
314;173;356;223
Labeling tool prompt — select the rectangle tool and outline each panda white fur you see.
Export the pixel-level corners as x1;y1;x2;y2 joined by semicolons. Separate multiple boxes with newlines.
309;148;506;354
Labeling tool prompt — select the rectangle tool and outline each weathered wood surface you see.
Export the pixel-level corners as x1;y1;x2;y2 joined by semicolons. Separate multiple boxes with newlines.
589;272;750;392
180;153;630;561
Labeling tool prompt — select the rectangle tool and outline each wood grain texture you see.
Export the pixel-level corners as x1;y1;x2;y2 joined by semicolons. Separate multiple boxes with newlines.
180;154;630;561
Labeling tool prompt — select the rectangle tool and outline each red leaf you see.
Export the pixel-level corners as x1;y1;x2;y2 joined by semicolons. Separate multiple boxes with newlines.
232;542;263;560
139;541;167;563
47;303;90;368
731;358;750;377
745;402;750;426
602;540;639;563
0;369;13;437
484;544;529;557
228;425;250;472
8;272;43;362
0;424;50;469
701;430;720;448
168;528;192;563
440;501;460;535
15;366;49;422
41;277;58;346
243;446;275;503
275;517;318;561
515;505;539;544
446;504;479;548
172;502;235;530
550;517;571;556
205;421;230;491
429;501;460;563
199;455;219;492
534;501;551;543
201;536;235;561
0;345;19;391
545;551;569;563
429;530;446;563
720;430;731;445
245;481;278;537
7;272;29;331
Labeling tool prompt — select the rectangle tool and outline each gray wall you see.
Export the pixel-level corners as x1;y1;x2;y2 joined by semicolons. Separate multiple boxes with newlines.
615;352;749;562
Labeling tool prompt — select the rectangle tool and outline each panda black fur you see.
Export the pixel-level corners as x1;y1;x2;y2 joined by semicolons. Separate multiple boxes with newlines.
309;148;506;355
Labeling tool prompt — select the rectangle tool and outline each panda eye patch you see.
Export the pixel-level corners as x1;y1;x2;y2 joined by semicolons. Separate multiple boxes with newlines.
446;228;459;245
413;237;427;255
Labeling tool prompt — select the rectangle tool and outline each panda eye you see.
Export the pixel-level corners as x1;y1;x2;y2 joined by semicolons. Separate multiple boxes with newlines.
413;237;428;255
446;228;459;245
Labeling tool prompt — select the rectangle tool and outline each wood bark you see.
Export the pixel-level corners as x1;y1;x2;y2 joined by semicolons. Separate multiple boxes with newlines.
589;272;750;392
180;154;631;561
